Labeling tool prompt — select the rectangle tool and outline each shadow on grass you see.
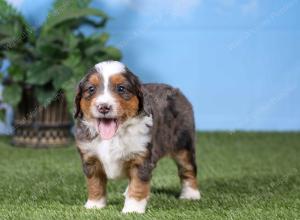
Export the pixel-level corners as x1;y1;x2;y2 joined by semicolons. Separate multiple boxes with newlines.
152;187;180;198
149;173;299;210
2;173;298;211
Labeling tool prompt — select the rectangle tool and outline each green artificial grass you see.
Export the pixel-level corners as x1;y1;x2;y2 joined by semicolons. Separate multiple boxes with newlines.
0;132;299;220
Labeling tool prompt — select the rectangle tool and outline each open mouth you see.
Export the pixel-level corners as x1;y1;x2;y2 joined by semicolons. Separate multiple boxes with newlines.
96;118;119;140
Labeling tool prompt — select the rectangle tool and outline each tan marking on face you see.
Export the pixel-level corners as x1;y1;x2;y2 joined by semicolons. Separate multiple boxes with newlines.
80;73;102;119
110;73;126;85
110;74;139;121
173;150;198;189
89;73;101;85
125;155;150;200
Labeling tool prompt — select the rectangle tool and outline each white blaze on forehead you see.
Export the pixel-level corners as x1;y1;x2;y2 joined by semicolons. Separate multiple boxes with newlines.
94;61;126;78
92;61;126;114
94;60;126;96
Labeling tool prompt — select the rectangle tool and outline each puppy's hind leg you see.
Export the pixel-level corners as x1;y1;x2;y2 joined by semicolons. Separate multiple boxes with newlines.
173;149;201;200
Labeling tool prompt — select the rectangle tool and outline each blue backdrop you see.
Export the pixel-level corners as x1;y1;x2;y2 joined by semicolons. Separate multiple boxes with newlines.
5;0;300;131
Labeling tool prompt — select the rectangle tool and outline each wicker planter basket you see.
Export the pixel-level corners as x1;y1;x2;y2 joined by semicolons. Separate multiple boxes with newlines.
12;88;72;148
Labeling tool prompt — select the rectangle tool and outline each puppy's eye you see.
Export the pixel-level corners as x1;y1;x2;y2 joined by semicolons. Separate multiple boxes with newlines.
88;86;95;94
117;85;126;93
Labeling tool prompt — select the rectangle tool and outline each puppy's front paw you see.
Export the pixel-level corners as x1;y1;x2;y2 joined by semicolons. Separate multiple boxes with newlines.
180;182;201;200
122;197;147;214
84;198;106;209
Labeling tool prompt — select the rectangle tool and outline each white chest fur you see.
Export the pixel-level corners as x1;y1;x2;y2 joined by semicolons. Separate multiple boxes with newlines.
78;115;153;179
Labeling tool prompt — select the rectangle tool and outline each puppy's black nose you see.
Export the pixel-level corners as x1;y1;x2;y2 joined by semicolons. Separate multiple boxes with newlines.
98;104;111;114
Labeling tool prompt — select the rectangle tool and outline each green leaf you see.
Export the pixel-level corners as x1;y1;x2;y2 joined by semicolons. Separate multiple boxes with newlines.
52;65;73;90
61;77;77;114
36;34;68;59
67;33;79;49
62;52;81;70
35;87;57;107
52;0;91;11
0;24;18;39
0;1;34;49
43;7;107;33
99;32;109;45
8;65;25;82
84;44;105;57
27;63;73;89
26;62;53;85
0;0;19;21
4;51;26;67
2;83;22;107
102;46;122;60
0;24;23;49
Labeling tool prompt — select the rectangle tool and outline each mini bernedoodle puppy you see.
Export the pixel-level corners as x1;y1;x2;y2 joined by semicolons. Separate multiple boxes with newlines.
74;61;201;213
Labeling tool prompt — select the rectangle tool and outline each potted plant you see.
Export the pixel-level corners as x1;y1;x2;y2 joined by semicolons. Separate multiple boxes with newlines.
0;0;121;147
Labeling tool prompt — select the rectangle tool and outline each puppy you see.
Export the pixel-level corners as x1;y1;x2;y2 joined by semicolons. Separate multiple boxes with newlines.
74;61;200;213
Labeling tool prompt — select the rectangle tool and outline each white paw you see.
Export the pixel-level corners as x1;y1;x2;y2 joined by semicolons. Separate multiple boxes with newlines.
122;197;147;214
180;182;201;200
84;198;106;209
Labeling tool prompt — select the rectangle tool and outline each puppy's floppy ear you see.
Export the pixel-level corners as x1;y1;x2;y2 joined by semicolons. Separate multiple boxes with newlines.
136;79;144;113
74;81;83;119
125;68;144;113
74;67;98;119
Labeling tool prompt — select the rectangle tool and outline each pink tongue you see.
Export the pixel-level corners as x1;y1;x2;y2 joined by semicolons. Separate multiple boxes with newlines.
98;119;117;140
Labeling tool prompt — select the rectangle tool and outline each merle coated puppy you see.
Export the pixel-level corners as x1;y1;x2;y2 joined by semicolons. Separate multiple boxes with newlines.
74;61;200;213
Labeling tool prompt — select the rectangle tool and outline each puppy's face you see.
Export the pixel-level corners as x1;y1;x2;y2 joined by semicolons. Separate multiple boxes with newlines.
74;61;143;140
